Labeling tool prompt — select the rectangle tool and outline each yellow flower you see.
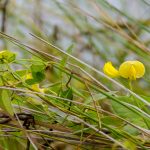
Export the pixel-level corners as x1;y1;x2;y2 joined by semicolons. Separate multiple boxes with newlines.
103;62;119;78
31;84;44;93
25;73;32;80
103;60;145;80
119;61;145;80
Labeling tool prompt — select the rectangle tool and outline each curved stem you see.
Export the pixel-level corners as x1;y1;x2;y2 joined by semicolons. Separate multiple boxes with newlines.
129;80;133;91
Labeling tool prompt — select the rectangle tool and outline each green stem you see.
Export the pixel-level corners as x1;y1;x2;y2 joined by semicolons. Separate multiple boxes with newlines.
129;80;133;91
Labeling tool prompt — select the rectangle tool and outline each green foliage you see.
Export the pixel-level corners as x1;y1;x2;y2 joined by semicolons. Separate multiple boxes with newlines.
0;50;16;63
0;47;148;149
0;89;14;116
60;88;73;100
30;64;45;83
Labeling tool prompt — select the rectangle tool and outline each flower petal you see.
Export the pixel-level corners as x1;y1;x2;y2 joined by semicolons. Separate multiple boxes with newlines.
132;61;145;78
103;62;119;78
119;61;145;80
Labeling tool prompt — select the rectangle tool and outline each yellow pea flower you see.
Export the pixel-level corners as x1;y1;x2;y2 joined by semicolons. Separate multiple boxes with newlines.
103;62;119;78
103;60;145;80
119;61;145;80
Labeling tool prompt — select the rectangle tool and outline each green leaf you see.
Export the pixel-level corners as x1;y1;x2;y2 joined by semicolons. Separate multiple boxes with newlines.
26;97;43;106
31;56;46;65
101;116;123;127
123;124;139;135
60;88;73;100
85;91;117;104
2;72;17;84
124;140;137;150
59;44;73;78
111;96;147;128
60;44;74;68
0;77;4;86
0;89;14;116
141;95;150;103
0;50;16;63
30;64;46;83
15;70;28;77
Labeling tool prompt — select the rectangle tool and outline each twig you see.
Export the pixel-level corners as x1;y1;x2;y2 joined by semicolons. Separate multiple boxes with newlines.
1;0;9;32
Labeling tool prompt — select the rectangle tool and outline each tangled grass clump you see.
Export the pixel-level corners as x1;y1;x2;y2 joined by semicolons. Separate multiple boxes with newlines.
0;32;149;150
